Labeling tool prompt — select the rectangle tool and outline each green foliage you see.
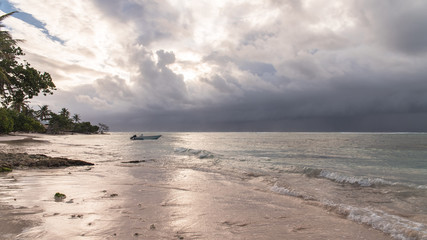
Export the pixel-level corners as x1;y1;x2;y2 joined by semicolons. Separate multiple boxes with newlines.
0;167;12;172
47;109;101;134
54;192;66;201
35;105;51;121
0;108;45;133
0;12;56;108
59;108;70;118
0;108;13;133
47;113;73;134
12;111;45;132
73;121;99;134
72;113;80;123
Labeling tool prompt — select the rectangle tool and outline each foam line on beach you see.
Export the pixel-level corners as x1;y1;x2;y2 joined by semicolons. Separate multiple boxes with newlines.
270;183;315;200
322;201;427;240
270;183;427;240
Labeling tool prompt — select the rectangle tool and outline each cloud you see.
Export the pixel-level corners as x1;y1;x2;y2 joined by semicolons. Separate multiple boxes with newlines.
354;0;427;55
3;0;427;131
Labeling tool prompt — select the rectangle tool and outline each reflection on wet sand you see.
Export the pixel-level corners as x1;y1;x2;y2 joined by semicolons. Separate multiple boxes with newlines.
162;168;391;240
1;165;392;239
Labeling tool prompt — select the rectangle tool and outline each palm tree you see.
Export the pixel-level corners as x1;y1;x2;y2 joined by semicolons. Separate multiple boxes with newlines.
9;93;27;113
36;105;52;121
60;108;70;119
72;114;81;123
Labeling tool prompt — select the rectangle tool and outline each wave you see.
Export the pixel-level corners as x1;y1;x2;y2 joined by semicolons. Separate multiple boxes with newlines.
270;183;315;200
318;170;392;187
282;166;427;189
174;147;215;159
270;184;427;240
322;202;427;240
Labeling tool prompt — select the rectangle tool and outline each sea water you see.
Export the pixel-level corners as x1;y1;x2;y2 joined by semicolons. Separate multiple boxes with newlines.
1;132;426;239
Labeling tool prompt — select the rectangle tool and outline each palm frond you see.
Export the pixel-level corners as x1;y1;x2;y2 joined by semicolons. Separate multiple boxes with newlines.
0;11;18;22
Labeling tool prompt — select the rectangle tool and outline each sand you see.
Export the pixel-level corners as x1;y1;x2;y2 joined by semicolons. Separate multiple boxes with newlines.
0;135;393;239
0;168;392;239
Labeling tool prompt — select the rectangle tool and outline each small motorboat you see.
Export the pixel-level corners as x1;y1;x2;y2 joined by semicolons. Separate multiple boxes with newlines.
130;134;162;140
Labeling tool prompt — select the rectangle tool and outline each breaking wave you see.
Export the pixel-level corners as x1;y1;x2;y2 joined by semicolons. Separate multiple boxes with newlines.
323;202;427;240
271;183;427;240
270;183;315;200
282;166;427;189
174;147;215;159
318;170;392;187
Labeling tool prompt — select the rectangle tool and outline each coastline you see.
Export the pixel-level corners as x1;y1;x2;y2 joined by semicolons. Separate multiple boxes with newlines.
0;134;395;239
0;133;93;172
0;133;36;142
0;167;392;239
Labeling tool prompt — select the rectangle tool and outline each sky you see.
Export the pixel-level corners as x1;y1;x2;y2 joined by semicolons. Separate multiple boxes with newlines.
1;0;427;132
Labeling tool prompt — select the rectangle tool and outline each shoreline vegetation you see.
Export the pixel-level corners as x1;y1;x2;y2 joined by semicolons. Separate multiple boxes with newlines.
1;12;109;137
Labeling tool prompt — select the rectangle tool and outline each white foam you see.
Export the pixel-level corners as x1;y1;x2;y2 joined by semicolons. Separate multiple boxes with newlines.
174;147;214;159
270;183;314;200
319;170;391;187
271;180;427;239
323;202;427;240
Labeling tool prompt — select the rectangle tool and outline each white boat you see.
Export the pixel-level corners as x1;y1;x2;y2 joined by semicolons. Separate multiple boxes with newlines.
130;134;162;140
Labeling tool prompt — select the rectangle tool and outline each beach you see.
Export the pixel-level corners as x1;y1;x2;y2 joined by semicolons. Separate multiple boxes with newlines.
0;163;390;239
1;133;425;239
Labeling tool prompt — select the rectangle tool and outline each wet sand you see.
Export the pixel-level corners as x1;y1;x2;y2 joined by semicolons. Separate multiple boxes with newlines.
0;134;393;239
0;163;392;239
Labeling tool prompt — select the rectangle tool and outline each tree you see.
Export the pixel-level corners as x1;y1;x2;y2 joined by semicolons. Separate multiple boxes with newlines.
0;108;13;133
0;107;44;133
0;12;17;97
59;108;70;119
36;105;51;121
47;112;73;134
73;122;99;134
98;123;109;134
72;113;80;123
0;12;56;109
12;110;44;132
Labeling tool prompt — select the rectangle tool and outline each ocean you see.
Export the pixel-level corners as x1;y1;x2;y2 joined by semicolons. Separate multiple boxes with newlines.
1;132;426;239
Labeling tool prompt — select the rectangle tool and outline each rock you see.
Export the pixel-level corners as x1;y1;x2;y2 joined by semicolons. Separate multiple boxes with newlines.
54;192;66;201
121;160;146;164
0;152;94;170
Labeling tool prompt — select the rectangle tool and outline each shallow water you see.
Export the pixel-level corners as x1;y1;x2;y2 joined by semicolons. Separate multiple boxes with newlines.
1;132;426;239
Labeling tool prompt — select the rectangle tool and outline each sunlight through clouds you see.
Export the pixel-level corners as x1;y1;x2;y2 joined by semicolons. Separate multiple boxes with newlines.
2;0;427;131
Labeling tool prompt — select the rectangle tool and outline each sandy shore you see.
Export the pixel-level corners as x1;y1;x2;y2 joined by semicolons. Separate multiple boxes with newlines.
0;135;393;239
0;167;393;239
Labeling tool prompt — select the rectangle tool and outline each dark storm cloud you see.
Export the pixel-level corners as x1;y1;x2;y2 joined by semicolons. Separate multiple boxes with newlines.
355;0;427;55
20;0;427;131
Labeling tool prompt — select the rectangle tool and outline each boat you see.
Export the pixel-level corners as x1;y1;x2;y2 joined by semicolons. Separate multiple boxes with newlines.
130;134;162;140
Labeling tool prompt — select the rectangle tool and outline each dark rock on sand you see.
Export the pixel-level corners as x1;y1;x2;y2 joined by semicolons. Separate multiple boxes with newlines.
121;160;146;163
0;152;94;171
